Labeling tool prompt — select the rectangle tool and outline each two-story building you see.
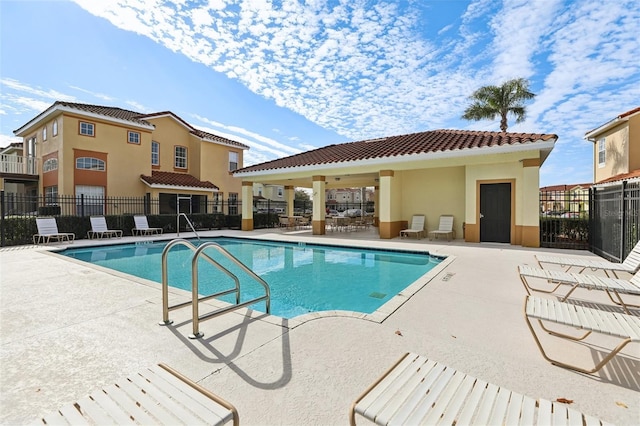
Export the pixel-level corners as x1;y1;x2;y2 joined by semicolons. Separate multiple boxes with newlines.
4;101;249;215
585;106;640;183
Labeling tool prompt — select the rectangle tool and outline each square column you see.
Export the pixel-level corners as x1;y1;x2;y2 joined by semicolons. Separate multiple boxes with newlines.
311;176;326;235
241;181;254;231
285;185;295;216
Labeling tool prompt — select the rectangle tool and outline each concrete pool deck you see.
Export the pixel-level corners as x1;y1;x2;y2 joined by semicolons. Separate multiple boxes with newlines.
1;228;638;425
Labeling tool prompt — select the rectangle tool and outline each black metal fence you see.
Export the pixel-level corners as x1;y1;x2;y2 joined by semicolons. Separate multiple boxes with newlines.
590;180;640;262
539;188;590;250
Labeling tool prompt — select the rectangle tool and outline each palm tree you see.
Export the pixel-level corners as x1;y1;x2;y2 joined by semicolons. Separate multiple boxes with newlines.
461;78;535;132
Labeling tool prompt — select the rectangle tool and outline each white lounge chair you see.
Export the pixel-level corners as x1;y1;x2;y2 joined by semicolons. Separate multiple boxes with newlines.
536;240;640;278
33;217;75;244
399;215;425;239
87;216;123;239
350;352;610;425
524;295;640;374
428;215;455;241
519;265;640;314
132;215;163;236
32;363;238;425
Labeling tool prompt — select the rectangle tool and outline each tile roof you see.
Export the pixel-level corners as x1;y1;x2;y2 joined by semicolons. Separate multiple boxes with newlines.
55;101;153;127
140;171;219;190
596;169;640;185
540;183;592;191
236;129;557;174
585;106;640;137
14;101;249;149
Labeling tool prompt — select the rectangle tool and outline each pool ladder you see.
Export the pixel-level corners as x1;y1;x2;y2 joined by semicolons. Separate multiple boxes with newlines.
176;213;200;240
159;238;271;339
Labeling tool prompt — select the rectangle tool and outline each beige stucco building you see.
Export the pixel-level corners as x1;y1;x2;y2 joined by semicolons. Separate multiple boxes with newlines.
234;129;557;247
585;106;640;184
5;102;249;215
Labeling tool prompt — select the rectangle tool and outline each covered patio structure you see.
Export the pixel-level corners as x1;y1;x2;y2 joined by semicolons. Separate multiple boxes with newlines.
233;129;556;247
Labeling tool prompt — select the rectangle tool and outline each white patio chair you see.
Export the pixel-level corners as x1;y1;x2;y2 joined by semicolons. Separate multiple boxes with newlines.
350;352;610;425
399;215;425;239
87;216;123;239
33;217;75;244
536;239;640;278
32;363;238;425
132;215;163;236
428;215;455;241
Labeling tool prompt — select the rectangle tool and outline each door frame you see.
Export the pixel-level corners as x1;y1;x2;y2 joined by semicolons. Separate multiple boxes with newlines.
476;179;516;244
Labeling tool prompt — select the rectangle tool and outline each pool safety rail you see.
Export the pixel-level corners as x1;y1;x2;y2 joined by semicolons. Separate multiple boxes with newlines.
176;212;200;240
159;238;271;339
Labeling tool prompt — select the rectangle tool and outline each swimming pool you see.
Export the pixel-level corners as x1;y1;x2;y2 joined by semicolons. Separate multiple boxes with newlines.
60;237;445;319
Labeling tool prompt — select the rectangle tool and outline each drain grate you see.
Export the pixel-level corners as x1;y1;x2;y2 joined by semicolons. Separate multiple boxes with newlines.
369;292;387;299
441;273;455;282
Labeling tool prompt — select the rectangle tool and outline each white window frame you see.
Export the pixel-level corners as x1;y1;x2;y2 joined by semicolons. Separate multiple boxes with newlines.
128;131;141;144
229;151;238;171
79;121;95;136
52;119;58;136
45;186;58;205
42;126;47;141
151;141;159;166
175;146;187;169
76;157;105;171
43;158;58;172
597;138;606;167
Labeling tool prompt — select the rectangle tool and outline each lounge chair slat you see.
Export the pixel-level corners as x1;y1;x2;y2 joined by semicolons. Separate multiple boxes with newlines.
566;405;588;426
486;387;511;425
56;403;89;425
400;365;459;424
516;395;537;426
375;361;449;424
551;401;570;426
536;398;552;426
38;407;74;425
472;382;499;425
357;355;431;419
502;391;524;425
102;382;159;425
126;371;202;425
88;388;137;424
454;378;489;425
74;394;120;425
434;374;477;425
146;365;233;422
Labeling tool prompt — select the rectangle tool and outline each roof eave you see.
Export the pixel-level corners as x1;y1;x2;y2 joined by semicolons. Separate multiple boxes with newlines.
14;104;155;136
139;179;219;192
584;110;639;140
234;139;557;177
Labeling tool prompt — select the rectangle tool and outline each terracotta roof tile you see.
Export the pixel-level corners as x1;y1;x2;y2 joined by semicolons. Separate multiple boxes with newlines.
56;101;152;127
140;171;218;190
596;169;640;184
236;129;557;174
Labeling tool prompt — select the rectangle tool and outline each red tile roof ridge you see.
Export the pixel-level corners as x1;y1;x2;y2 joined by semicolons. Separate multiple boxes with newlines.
140;170;219;190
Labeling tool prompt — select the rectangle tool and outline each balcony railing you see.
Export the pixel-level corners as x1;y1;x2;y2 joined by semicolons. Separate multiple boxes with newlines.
0;155;39;175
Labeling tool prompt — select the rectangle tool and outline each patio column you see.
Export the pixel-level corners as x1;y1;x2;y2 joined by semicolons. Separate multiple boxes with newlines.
521;158;541;247
378;170;402;239
285;185;294;216
241;181;254;231
311;176;326;235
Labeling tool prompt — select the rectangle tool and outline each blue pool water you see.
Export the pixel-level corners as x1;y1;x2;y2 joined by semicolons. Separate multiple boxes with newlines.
60;238;444;319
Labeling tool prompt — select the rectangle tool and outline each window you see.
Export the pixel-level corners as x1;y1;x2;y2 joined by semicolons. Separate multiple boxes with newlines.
175;146;187;169
52;120;58;136
43;158;58;172
42;126;47;141
228;192;238;215
79;121;95;136
76;185;105;216
277;187;283;197
229;151;238;171
76;157;105;171
44;186;58;205
128;131;141;144
597;138;606;167
151;141;159;166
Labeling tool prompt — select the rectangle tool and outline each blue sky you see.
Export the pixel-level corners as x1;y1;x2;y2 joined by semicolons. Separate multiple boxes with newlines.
1;0;639;187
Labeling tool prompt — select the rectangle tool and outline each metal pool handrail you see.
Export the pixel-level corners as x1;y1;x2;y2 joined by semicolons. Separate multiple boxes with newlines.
160;238;271;339
176;213;200;240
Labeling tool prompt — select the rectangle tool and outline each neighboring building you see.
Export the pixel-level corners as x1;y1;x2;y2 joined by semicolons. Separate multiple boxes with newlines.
5;101;249;215
234;129;557;247
585;106;640;184
253;183;285;201
539;183;591;216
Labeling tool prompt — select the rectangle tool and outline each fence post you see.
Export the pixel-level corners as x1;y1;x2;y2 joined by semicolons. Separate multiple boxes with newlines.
0;190;5;247
621;181;627;260
80;194;85;217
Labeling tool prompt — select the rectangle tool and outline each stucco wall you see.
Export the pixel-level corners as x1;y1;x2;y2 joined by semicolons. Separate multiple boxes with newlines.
398;166;465;238
593;123;629;183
